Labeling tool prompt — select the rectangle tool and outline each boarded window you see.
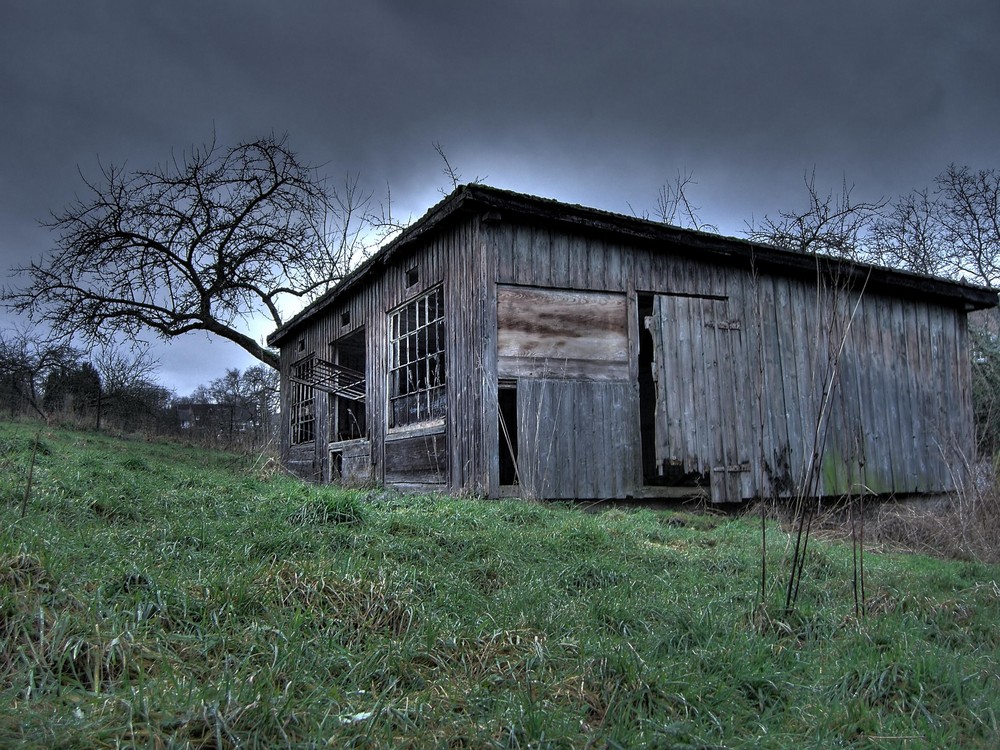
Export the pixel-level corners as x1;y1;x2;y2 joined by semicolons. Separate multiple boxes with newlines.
290;358;315;444
497;286;628;380
384;433;448;485
388;286;446;428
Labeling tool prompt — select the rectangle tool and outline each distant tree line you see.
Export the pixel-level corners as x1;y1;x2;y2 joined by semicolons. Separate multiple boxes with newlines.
0;332;170;431
0;329;278;451
174;366;279;451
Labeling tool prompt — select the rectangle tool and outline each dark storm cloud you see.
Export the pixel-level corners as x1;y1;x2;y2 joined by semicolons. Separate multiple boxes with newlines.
2;0;998;392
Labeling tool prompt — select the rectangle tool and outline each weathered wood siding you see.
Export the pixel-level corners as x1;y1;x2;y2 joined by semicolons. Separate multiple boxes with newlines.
384;432;448;487
448;214;494;495
516;379;640;499
490;283;636;498
488;221;737;499
278;212;491;495
278;267;375;482
647;294;751;502
334;439;373;485
699;270;972;500
489;222;691;499
280;205;976;502
487;219;973;500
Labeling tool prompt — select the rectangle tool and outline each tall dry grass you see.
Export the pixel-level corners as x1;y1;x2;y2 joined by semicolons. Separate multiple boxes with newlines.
863;463;1000;563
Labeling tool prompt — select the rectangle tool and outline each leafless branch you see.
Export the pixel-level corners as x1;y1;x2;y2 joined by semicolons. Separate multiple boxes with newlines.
933;164;1000;288
745;169;887;260
870;189;947;276
433;142;484;194
653;169;718;233
2;134;374;369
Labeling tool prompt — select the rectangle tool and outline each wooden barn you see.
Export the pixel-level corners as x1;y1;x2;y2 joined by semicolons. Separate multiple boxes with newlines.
267;185;996;503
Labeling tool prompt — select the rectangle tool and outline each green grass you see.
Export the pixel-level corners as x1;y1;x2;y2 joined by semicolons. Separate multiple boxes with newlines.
1;422;999;748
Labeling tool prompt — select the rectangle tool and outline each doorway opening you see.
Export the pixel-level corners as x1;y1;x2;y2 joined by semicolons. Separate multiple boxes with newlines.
330;450;343;481
330;327;367;442
638;293;658;483
637;292;709;490
498;380;519;486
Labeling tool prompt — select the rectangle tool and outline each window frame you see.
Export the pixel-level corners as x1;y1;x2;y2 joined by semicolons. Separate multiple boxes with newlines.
329;327;367;444
290;357;316;444
387;285;446;431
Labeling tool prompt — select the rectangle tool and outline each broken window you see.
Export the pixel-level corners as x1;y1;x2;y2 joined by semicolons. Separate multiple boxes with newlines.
388;286;446;428
290;358;315;444
330;328;367;442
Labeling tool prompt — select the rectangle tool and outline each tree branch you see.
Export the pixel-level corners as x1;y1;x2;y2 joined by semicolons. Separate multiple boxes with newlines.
2;134;373;369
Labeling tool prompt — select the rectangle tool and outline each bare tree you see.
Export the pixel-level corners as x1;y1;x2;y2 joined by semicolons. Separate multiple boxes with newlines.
0;327;81;419
94;342;159;395
654;169;718;233
42;360;101;420
209;365;279;448
870;188;947;276
92;343;167;431
628;169;718;233
433;142;484;194
179;364;278;448
4;134;376;370
745;170;887;259
933;164;1000;289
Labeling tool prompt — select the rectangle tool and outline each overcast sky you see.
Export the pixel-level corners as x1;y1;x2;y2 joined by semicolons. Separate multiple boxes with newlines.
2;0;998;395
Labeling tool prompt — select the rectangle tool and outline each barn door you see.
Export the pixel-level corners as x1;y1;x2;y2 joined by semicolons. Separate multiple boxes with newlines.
645;294;748;503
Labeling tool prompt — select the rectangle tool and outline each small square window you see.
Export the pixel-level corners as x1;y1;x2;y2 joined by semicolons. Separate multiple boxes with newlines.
296;339;305;352
405;266;419;287
341;310;351;327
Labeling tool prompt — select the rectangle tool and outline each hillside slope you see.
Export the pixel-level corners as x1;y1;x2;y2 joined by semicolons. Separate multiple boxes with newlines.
1;423;999;748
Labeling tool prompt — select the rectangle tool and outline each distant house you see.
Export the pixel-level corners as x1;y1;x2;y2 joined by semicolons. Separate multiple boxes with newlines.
267;185;996;503
176;403;257;434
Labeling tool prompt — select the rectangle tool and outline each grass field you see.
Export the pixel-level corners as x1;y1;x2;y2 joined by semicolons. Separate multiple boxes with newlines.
1;422;999;748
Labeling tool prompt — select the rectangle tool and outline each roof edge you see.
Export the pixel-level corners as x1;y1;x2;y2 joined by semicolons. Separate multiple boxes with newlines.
268;185;476;346
268;184;998;347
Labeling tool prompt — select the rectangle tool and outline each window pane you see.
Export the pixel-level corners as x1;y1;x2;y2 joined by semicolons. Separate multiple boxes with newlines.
387;287;446;427
291;359;315;444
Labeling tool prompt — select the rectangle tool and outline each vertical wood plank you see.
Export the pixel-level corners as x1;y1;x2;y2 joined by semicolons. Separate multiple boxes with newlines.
903;302;926;491
496;222;515;285
531;227;551;288
772;277;804;493
551;231;571;289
